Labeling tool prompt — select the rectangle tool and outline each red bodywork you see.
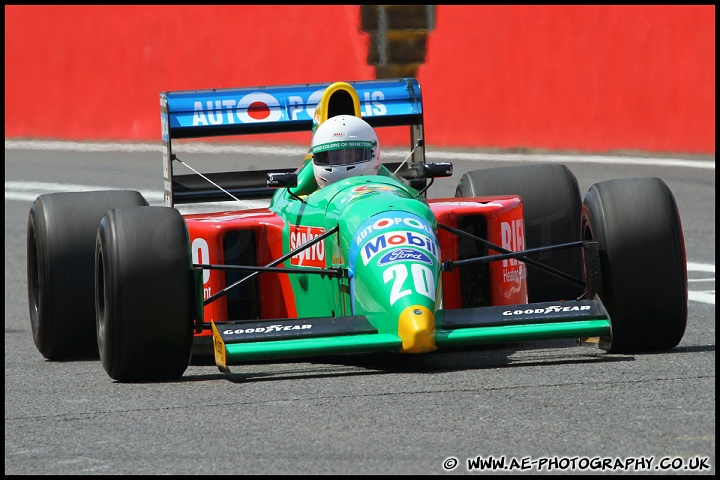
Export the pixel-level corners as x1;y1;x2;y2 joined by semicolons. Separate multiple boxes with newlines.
430;196;528;309
184;196;528;339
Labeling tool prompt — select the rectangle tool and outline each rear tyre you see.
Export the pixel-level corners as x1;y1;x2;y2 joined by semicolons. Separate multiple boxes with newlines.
27;190;148;360
581;177;687;353
96;206;195;382
455;164;584;302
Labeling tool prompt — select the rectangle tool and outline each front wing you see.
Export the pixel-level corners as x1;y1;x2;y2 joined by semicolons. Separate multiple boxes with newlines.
211;298;611;370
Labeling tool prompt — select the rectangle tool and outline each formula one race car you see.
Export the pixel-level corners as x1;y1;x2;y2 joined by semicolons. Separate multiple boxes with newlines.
26;78;688;382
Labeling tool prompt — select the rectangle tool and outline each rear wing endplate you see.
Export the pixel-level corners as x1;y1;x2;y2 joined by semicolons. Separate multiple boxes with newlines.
160;78;425;206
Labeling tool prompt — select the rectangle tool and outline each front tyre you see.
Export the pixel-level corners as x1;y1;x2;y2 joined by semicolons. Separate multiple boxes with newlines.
96;206;195;382
27;190;148;360
455;164;584;302
581;177;687;353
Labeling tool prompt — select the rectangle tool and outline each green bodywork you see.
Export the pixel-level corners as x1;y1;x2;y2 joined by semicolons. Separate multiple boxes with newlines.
212;160;611;367
269;161;438;324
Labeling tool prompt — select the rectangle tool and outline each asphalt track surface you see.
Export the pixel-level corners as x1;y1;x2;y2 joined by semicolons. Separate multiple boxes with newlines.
5;141;715;475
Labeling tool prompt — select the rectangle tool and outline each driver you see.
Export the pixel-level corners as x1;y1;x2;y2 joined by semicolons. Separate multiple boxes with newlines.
310;115;380;188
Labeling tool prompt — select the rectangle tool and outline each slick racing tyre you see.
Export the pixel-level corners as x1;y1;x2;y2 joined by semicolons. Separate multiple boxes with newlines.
27;190;148;360
455;164;584;302
96;206;195;382
581;177;687;353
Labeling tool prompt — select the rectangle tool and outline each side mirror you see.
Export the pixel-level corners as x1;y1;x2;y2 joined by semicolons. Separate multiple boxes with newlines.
267;172;298;188
423;162;453;178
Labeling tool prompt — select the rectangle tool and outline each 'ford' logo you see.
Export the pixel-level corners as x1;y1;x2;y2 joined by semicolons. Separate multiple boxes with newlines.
377;248;432;266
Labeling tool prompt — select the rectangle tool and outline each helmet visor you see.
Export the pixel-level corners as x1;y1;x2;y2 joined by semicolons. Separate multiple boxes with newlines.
312;140;375;166
314;147;374;166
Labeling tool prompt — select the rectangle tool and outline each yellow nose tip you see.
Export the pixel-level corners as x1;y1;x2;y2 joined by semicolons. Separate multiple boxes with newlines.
398;305;437;353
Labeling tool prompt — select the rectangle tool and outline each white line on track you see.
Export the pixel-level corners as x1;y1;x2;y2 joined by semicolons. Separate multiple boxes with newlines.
5;181;164;203
5;139;715;169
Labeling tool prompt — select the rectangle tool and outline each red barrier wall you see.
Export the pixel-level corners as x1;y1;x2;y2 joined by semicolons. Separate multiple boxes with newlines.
416;5;715;154
4;5;375;145
4;5;715;154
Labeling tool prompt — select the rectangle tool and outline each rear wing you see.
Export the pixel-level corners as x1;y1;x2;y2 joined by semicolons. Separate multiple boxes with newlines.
160;78;425;206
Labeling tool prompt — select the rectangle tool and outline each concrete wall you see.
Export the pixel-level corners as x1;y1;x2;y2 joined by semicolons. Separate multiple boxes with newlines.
4;5;715;154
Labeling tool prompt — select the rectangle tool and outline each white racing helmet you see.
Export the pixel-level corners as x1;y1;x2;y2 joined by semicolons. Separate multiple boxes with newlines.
311;115;380;188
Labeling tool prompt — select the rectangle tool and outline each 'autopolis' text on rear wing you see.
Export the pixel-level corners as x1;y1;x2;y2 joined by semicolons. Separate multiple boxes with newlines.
160;78;425;206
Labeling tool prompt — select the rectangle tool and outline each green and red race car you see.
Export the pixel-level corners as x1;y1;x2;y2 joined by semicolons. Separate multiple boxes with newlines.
27;78;688;382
